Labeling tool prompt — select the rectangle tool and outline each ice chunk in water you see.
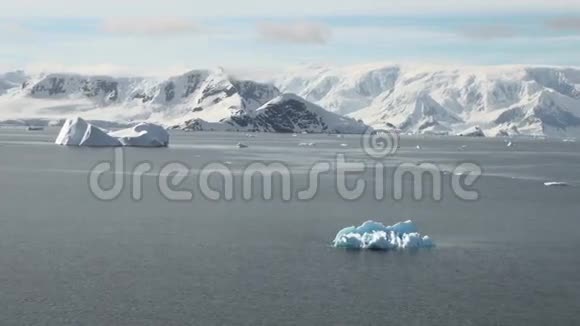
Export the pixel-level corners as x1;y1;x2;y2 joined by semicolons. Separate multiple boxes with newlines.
56;118;169;148
333;220;434;250
109;123;169;147
55;117;121;147
544;182;570;187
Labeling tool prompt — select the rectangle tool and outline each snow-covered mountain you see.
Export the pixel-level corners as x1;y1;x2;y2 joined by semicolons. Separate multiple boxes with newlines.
0;68;280;129
178;94;367;134
3;63;580;137
276;64;580;137
0;68;367;134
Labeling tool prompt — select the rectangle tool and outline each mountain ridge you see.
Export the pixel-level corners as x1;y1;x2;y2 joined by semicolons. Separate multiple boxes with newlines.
2;63;580;137
275;63;580;137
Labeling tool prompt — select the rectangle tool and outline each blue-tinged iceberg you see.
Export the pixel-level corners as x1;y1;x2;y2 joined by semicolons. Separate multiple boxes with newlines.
333;220;434;250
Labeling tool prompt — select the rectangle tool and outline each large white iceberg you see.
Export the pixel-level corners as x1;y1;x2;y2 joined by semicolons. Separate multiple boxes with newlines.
333;220;435;250
55;117;122;147
55;117;169;148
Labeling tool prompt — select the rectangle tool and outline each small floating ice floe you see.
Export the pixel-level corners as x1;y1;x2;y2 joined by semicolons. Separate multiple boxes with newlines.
292;134;298;137
544;182;570;187
333;220;435;251
458;145;468;151
507;141;513;147
299;142;316;147
245;133;256;138
340;143;348;147
337;134;344;139
416;145;422;150
236;142;249;148
457;126;486;137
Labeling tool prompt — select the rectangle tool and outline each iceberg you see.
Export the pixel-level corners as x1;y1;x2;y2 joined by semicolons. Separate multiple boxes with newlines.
457;126;486;137
55;117;122;147
333;220;435;250
55;117;169;148
109;123;169;147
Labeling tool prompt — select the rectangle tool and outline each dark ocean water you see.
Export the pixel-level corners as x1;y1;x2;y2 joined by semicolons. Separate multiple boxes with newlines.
0;128;579;325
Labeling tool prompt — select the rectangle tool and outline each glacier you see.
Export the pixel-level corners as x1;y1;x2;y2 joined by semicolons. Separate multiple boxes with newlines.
333;220;435;250
3;64;580;137
55;117;169;147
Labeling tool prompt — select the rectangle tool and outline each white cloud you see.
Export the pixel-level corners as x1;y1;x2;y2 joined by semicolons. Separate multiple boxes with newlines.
545;17;580;31
101;17;201;36
23;63;146;76
333;26;457;43
0;22;32;37
459;25;517;40
20;62;194;77
257;22;332;44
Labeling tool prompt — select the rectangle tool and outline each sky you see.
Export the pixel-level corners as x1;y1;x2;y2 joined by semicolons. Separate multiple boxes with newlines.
1;0;580;75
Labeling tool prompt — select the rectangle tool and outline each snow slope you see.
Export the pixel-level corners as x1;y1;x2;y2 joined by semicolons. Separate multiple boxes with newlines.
0;71;28;96
276;64;580;137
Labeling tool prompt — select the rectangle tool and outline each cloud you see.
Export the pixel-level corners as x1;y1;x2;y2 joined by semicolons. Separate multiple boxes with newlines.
21;62;194;77
459;25;517;40
545;17;580;31
257;21;332;44
4;0;580;18
101;17;201;36
0;22;32;37
24;63;144;76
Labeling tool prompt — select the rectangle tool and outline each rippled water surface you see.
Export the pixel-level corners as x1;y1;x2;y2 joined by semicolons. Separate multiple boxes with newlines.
1;128;579;325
